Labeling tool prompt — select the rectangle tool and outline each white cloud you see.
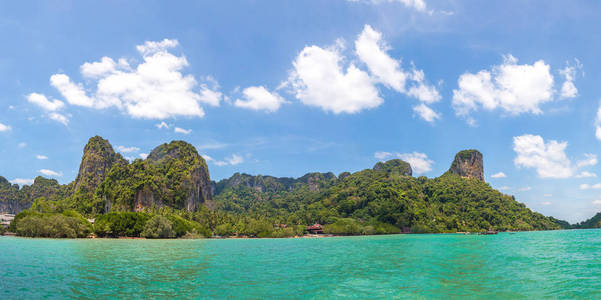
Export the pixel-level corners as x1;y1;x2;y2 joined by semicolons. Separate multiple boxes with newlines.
49;112;69;125
453;55;555;122
36;155;48;160
580;183;601;190
116;146;140;153
595;100;601;141
576;171;597;178
156;121;170;129
593;199;601;205
139;153;148;159
80;56;119;78
26;93;64;111
50;74;95;107
0;123;11;132
10;178;34;185
174;127;192;134
513;134;572;178
498;186;511;191
348;0;427;12
213;154;244;166
559;59;582;99
39;169;62;177
518;186;532;192
201;154;214;162
412;104;440;123
355;25;441;121
491;172;507;178
36;38;222;120
374;151;433;174
18;142;26;148
576;154;597;168
541;201;552;206
287;42;382;114
235;86;286;112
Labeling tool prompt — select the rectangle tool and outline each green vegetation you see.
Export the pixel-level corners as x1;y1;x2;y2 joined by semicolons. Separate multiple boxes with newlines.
12;210;92;238
0;136;568;238
573;213;601;229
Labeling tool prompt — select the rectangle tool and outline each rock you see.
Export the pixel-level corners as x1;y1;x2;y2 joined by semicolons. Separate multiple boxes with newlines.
447;150;484;181
136;140;212;212
73;136;127;194
372;159;413;176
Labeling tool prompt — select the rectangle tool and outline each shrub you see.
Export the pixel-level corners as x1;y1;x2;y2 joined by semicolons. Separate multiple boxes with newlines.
141;215;175;239
13;211;92;238
94;212;151;237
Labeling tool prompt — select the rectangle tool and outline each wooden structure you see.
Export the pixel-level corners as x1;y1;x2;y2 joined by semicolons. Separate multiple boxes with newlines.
307;223;323;234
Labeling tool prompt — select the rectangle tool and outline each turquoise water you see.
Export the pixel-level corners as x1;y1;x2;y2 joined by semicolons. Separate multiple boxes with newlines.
2;230;601;299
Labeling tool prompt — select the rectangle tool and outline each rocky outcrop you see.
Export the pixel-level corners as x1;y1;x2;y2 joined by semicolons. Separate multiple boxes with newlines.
73;136;127;194
373;159;413;176
447;150;484;181
135;141;212;212
0;176;66;214
213;172;338;195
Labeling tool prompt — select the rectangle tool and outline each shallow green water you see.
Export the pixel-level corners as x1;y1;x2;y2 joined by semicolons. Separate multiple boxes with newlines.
1;230;601;299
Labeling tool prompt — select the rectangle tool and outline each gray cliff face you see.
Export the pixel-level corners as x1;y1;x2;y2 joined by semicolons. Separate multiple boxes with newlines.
0;176;65;214
73;136;127;194
448;150;484;181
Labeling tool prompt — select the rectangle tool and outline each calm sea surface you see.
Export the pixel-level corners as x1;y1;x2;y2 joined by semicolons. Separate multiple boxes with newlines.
2;230;601;299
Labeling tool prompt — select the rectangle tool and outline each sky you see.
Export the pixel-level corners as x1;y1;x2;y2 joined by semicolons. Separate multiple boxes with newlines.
1;0;601;223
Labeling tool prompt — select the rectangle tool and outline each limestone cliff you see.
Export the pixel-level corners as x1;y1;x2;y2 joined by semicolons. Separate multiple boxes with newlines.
373;159;413;177
212;171;337;195
0;176;67;213
73;136;127;194
447;150;484;181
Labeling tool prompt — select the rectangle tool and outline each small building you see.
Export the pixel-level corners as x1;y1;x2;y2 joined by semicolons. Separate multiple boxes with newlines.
0;214;15;228
307;223;323;234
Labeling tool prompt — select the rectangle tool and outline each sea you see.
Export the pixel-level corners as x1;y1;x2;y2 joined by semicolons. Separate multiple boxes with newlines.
2;230;600;299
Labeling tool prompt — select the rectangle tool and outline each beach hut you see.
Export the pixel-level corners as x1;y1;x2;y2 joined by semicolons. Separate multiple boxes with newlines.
307;223;323;234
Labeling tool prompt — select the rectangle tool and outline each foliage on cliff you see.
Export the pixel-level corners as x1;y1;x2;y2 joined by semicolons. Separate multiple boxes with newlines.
99;140;212;212
573;213;601;229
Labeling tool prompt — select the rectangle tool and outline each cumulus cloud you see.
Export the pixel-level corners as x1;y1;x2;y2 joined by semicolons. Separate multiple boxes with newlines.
10;178;34;185
541;201;552;206
576;154;598;168
49;112;69;125
576;171;597;178
491;172;507;178
559;59;582;99
453;55;557;123
513;134;595;179
116;146;140;153
374;151;433;174
412;104;440;122
213;154;244;166
26;93;64;111
580;183;601;190
235;86;286;112
518;186;532;192
593;199;601;205
33;38;222;120
39;169;62;177
139;153;148;159
18;142;26;148
284;25;440;120
355;25;441;121
36;155;48;160
286;42;382;114
0;123;11;132
174;127;192;134
513;134;571;178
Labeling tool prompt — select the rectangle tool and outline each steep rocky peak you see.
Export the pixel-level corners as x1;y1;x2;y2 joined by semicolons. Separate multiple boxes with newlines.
372;159;413;177
73;136;127;193
147;140;203;166
448;149;484;181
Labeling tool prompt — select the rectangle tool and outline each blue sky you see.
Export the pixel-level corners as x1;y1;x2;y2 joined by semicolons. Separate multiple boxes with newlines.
1;0;601;222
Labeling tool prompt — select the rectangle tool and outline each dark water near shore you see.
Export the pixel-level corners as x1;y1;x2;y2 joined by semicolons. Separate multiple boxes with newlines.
2;230;601;299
